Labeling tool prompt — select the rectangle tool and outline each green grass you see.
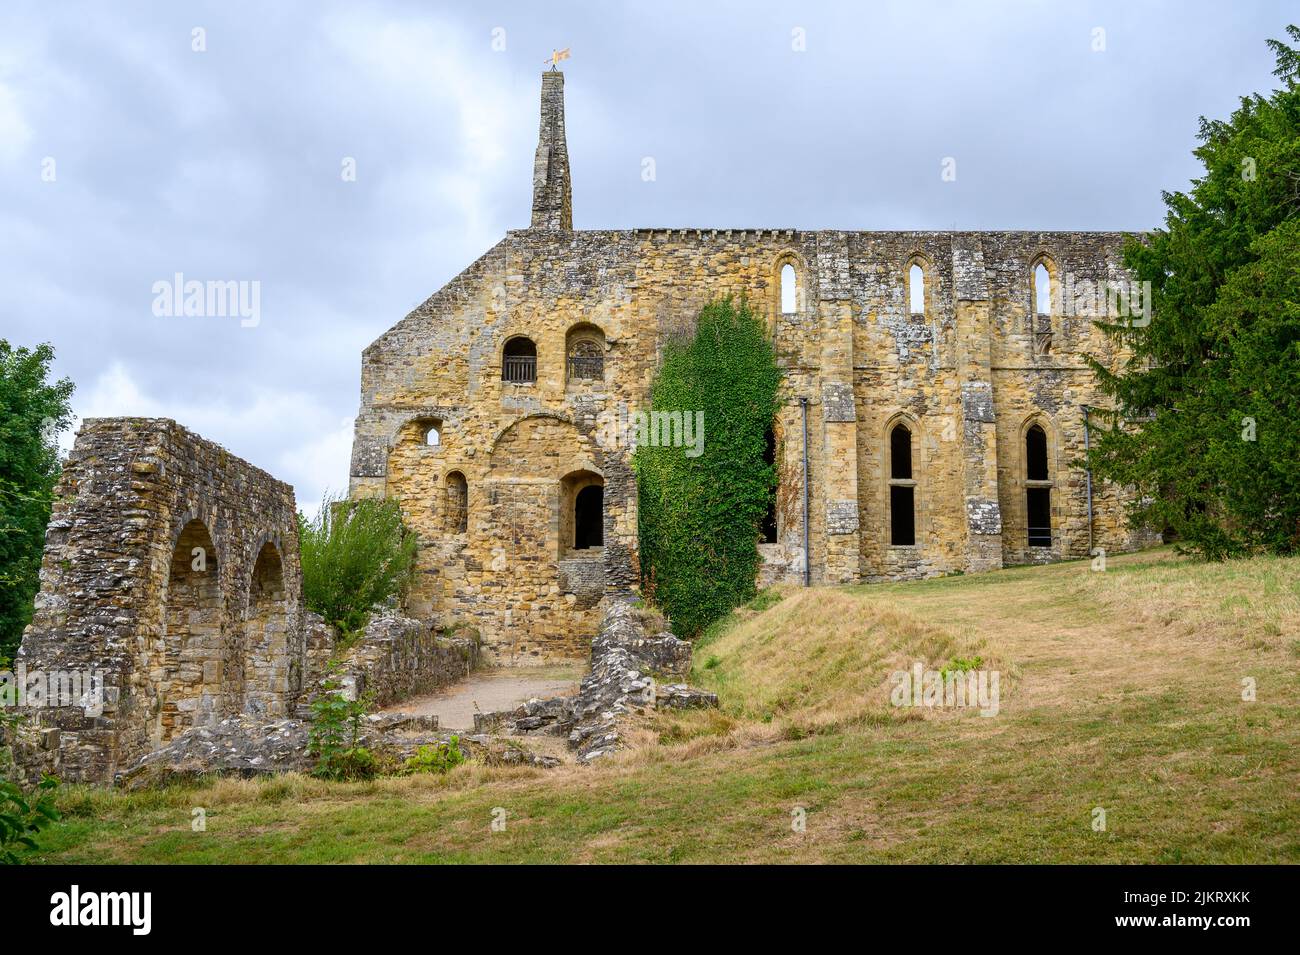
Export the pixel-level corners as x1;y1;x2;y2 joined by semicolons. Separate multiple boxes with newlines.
30;547;1300;864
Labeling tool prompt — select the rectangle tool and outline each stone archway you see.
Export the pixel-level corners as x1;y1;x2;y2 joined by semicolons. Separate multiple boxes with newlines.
156;518;223;744
242;541;289;717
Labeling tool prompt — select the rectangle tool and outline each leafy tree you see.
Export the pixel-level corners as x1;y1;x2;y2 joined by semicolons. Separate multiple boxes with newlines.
0;342;74;662
298;493;419;638
1087;26;1300;558
635;297;783;637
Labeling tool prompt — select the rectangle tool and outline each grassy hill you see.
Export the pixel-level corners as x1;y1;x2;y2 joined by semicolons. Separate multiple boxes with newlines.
35;547;1300;863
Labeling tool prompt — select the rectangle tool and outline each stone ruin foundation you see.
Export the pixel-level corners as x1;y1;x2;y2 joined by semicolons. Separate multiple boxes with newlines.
10;418;308;785
7;416;715;787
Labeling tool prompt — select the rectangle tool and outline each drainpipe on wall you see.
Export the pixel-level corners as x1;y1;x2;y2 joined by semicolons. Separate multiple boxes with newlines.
800;396;810;587
1082;404;1094;556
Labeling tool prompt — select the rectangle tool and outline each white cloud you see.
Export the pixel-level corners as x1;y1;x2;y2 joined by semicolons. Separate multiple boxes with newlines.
0;81;32;161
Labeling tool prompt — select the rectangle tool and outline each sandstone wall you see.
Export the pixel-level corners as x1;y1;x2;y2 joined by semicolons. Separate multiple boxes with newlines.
350;227;1159;657
14;418;304;784
336;614;480;709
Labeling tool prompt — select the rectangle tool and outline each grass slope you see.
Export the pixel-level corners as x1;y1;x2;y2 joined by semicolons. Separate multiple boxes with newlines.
35;548;1300;864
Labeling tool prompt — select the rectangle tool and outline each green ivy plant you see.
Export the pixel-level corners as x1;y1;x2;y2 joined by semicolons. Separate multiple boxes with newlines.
634;296;783;638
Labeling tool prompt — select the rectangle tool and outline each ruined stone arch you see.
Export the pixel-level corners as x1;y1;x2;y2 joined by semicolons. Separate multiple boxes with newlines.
242;539;289;717
488;412;601;478
1029;252;1061;313
155;515;224;745
559;468;605;556
881;412;924;549
444;469;469;534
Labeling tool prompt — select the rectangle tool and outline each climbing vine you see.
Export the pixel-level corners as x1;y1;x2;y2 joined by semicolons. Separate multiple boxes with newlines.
634;296;783;638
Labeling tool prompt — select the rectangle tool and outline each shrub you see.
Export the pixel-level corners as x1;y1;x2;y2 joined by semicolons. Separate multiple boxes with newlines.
401;737;467;775
298;493;419;638
1087;27;1300;558
634;296;783;637
308;664;377;781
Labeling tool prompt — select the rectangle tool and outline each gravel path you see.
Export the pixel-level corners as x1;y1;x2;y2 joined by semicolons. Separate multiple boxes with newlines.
381;665;584;731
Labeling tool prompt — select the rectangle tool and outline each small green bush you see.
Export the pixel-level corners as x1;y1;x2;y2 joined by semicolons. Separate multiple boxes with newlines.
299;493;419;638
401;737;467;775
308;664;377;781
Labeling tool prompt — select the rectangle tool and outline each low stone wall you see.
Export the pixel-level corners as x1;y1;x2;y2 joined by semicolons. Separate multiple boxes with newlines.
474;598;716;762
336;613;480;708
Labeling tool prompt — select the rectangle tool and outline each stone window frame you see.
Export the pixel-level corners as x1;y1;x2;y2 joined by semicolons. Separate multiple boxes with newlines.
444;470;469;536
881;412;924;551
501;335;539;385
558;468;604;560
1029;252;1060;357
1016;413;1059;551
905;252;933;321
402;415;443;449
771;250;807;322
565;322;606;385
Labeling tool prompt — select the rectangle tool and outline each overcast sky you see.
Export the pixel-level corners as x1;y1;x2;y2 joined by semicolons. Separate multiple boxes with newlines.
0;1;1291;511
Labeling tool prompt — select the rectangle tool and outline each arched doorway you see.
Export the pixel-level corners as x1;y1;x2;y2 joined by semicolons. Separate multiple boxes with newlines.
243;541;288;717
559;469;604;557
157;519;223;744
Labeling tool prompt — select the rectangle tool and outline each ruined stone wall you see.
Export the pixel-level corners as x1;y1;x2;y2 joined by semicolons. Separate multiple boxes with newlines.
350;226;1157;657
14;418;304;784
334;613;480;709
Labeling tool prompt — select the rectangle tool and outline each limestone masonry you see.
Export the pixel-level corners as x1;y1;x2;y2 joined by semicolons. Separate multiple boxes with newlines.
349;70;1158;660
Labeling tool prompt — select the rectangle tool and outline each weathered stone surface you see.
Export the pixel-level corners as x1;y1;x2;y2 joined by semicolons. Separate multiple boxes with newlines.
14;418;306;786
476;599;715;763
334;612;480;709
348;72;1159;658
122;716;313;788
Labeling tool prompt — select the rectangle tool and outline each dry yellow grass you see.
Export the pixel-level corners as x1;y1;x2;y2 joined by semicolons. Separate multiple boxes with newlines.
38;546;1300;864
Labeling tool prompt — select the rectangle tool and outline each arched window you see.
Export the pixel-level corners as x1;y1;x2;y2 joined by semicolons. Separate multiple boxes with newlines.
1033;262;1053;316
419;419;442;446
780;263;797;314
560;470;604;555
888;423;916;546
574;485;604;549
445;471;468;534
909;262;926;315
1025;424;1051;548
761;425;778;543
566;324;605;382
502;336;537;384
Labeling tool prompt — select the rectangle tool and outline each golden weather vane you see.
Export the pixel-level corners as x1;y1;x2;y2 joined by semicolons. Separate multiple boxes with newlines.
546;48;571;70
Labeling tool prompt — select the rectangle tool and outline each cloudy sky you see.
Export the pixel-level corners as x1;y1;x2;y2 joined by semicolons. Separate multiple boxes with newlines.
0;1;1290;511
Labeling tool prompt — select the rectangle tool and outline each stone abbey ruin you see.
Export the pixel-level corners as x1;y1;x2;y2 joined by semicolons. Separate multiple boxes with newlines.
13;71;1153;784
349;70;1157;659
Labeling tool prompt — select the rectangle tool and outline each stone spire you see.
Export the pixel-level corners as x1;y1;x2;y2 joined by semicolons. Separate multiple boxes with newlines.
530;70;572;230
